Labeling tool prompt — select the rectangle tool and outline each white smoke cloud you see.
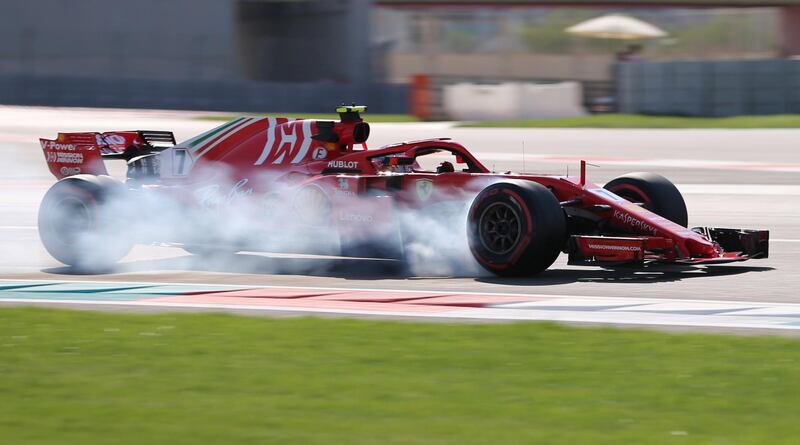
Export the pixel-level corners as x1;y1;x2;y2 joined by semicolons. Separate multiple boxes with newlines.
43;162;489;277
397;193;484;277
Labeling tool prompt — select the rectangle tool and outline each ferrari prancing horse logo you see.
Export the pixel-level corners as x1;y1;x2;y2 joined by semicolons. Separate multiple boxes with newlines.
416;179;434;201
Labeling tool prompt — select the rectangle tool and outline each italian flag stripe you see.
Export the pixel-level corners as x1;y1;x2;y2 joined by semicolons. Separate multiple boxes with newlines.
185;117;245;150
194;117;259;159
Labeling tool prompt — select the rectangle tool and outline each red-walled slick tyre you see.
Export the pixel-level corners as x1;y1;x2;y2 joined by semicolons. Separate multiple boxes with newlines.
604;172;688;227
38;175;131;270
468;180;566;276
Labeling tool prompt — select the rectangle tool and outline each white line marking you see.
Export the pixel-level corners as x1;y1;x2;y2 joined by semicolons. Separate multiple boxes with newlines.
0;278;795;308
0;297;797;331
0;297;446;317
479;153;800;173
678;184;800;196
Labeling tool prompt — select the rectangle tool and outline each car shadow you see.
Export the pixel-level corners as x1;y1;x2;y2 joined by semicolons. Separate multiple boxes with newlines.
476;264;775;286
42;252;775;285
41;252;415;280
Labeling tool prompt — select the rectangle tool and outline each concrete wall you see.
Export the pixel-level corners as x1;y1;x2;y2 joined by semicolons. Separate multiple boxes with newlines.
443;81;585;120
0;0;400;112
237;0;371;84
0;0;238;81
617;59;800;116
0;0;373;84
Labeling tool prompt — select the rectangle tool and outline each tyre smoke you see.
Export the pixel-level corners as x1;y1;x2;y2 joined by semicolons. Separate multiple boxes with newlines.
41;162;487;277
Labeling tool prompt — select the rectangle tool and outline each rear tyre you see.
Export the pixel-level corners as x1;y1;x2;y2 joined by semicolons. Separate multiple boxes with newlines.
468;181;566;276
604;172;688;227
38;175;132;269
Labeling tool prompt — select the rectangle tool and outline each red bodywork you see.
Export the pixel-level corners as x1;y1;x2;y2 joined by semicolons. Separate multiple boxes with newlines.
39;110;769;267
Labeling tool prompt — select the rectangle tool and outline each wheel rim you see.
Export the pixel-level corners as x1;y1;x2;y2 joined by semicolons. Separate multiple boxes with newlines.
478;202;522;255
50;197;91;246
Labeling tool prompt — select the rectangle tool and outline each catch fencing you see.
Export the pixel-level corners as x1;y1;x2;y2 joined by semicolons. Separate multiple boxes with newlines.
616;59;800;116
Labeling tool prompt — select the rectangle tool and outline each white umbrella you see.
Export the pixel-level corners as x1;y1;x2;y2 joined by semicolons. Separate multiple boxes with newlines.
566;14;667;40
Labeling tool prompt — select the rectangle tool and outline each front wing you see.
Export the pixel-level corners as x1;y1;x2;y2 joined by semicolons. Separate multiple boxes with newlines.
568;228;769;266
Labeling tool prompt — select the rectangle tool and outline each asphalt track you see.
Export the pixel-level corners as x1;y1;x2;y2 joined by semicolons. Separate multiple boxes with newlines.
1;106;799;333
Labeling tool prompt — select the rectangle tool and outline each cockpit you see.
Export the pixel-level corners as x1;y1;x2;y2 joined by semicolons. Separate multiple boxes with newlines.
369;147;480;174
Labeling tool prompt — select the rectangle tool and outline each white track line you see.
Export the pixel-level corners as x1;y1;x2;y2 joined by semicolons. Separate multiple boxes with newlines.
677;184;800;195
4;279;800;331
0;297;797;331
0;278;795;307
480;153;800;173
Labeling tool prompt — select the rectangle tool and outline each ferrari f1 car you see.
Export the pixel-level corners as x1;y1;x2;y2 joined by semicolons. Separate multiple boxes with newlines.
37;105;769;275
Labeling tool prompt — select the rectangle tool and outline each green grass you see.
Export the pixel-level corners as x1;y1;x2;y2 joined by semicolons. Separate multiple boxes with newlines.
2;307;800;445
197;113;419;123
459;114;800;129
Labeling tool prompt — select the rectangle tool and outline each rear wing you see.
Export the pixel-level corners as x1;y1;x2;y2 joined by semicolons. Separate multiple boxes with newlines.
101;130;175;158
139;130;176;147
40;130;175;179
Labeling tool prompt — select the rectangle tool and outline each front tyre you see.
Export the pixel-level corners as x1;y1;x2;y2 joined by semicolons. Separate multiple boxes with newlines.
604;172;688;227
468;181;566;276
38;175;132;269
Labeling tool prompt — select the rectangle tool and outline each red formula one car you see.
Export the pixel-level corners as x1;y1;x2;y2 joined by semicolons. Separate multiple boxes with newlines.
37;105;769;275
